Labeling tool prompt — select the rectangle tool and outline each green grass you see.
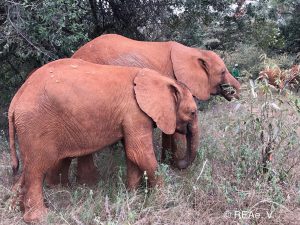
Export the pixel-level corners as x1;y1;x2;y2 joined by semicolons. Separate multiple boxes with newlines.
0;81;300;225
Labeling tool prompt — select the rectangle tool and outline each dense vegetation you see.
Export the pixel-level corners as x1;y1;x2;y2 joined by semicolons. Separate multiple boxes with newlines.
0;1;299;224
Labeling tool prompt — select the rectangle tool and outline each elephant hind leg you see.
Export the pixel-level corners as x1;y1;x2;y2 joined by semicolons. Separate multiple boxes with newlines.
45;158;72;187
21;145;57;223
45;155;99;187
23;163;50;223
77;154;99;186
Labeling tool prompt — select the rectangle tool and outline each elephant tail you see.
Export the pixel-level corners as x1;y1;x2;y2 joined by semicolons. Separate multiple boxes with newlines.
9;110;19;175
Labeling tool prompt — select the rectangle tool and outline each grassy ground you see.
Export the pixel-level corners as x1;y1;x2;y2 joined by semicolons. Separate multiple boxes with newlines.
0;81;299;225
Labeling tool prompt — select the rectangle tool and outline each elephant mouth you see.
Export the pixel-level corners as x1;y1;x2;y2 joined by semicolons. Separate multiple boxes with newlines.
220;84;239;101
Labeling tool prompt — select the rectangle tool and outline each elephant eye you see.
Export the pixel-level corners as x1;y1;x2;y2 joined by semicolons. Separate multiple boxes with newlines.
221;70;226;77
190;110;196;117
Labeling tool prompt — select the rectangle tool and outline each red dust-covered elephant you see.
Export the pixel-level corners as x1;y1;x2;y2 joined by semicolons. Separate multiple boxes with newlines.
10;59;198;222
44;34;241;185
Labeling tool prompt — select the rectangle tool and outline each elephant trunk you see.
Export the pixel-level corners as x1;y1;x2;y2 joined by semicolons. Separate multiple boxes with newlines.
221;72;241;101
176;112;200;169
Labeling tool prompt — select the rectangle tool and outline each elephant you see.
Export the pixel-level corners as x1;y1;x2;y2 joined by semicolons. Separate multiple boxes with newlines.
10;58;197;222
41;34;241;186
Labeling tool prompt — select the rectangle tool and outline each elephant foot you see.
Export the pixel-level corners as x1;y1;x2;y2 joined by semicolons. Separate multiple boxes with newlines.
23;206;48;223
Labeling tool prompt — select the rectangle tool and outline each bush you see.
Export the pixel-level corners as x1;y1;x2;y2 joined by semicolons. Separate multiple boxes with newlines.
220;44;265;79
220;44;298;81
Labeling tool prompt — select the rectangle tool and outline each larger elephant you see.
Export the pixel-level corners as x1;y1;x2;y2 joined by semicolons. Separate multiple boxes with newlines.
70;34;241;184
10;59;197;222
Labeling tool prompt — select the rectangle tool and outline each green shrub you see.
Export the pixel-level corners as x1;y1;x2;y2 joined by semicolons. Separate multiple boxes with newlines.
220;44;265;79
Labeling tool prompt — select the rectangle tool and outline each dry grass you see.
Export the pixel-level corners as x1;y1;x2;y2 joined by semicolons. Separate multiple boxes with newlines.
0;81;299;225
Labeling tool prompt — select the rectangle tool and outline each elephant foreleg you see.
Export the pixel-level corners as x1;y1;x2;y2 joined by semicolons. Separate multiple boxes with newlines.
161;132;188;168
126;158;143;190
124;132;161;188
171;132;188;169
161;112;200;169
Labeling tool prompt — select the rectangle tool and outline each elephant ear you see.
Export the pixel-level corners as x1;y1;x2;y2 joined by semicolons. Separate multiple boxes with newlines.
171;42;210;100
134;69;181;135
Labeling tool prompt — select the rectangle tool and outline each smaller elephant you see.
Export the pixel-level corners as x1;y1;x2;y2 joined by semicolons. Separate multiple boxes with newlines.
10;58;197;223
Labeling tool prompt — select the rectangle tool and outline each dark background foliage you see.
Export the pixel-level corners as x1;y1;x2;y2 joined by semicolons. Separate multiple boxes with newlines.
0;0;299;128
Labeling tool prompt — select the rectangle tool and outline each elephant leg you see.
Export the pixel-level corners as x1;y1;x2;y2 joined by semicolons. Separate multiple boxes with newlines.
124;134;161;188
45;158;71;187
126;157;143;190
77;154;98;186
171;132;188;168
161;133;173;164
23;166;48;223
169;113;200;169
162;132;188;168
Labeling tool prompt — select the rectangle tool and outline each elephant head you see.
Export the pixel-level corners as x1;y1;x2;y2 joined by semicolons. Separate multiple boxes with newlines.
134;69;197;166
171;42;241;101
